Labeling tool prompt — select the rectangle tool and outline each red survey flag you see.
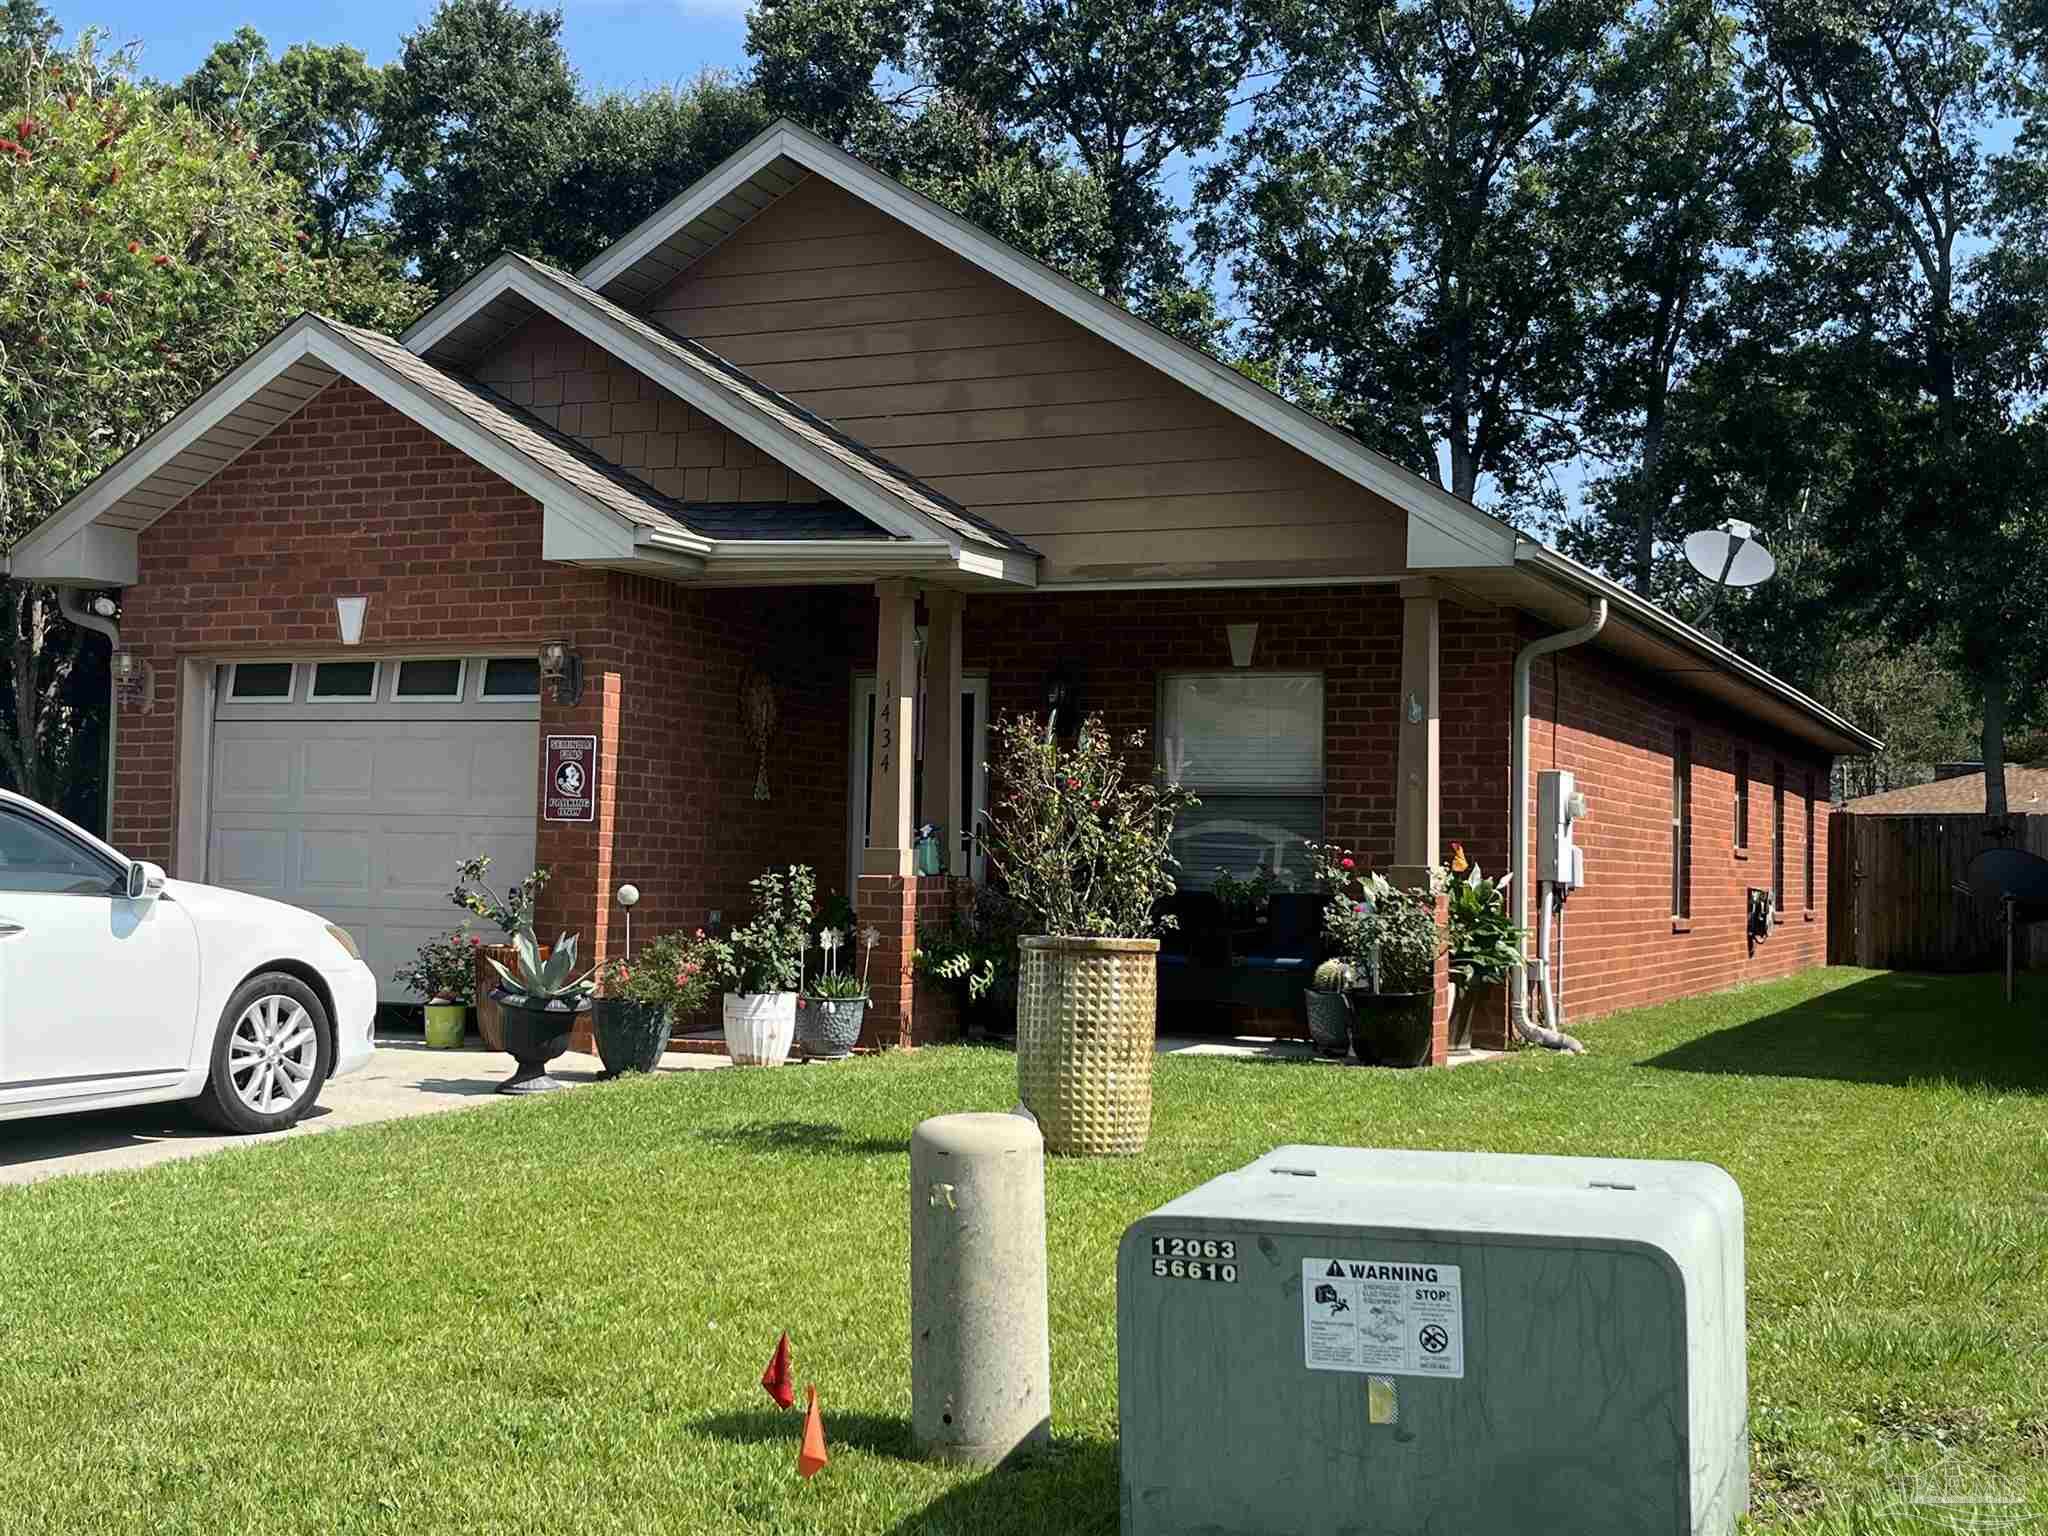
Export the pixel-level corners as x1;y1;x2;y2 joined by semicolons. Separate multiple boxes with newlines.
761;1331;795;1410
797;1385;830;1479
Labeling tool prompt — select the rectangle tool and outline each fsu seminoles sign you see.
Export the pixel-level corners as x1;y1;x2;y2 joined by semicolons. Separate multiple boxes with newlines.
544;734;599;822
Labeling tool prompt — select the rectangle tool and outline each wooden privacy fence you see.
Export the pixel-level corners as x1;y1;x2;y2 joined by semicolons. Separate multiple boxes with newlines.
1829;813;2048;970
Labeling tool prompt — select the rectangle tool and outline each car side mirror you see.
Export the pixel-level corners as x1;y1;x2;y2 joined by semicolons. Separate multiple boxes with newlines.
125;860;167;904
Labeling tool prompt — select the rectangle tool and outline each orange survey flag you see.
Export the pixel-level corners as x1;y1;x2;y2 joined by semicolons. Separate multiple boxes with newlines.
761;1332;795;1410
797;1385;830;1479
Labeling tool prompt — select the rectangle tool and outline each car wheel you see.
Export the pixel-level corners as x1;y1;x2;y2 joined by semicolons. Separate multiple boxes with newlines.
194;972;333;1134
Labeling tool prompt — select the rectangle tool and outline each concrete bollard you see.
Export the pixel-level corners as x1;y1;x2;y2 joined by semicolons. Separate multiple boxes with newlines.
910;1111;1052;1465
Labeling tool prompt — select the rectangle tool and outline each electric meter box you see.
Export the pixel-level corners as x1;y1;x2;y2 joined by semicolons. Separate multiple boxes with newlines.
1117;1146;1746;1536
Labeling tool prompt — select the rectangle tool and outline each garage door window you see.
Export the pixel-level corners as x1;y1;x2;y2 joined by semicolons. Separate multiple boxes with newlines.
311;660;378;699
393;658;464;700
481;657;542;699
229;662;295;700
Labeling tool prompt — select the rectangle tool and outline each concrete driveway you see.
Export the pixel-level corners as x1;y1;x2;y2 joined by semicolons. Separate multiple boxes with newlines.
0;1040;726;1187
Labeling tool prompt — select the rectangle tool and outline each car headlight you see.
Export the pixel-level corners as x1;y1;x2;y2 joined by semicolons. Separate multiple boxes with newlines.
324;923;362;961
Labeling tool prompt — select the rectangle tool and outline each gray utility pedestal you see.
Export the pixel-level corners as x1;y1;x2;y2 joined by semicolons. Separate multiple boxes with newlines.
1118;1146;1747;1536
910;1112;1052;1465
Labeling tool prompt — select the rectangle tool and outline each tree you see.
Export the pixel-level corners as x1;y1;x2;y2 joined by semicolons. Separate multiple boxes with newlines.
176;28;392;251
0;35;424;812
1205;0;1623;509
1747;0;2048;814
380;0;581;290
918;0;1271;304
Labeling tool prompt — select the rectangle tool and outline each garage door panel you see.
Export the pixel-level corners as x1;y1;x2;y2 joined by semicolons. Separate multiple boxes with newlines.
209;677;538;1002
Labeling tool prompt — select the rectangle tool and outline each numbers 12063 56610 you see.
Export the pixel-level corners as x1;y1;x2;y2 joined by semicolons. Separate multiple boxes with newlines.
1149;1235;1239;1283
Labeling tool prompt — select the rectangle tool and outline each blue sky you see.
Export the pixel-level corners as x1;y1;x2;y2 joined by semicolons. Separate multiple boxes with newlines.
58;0;757;90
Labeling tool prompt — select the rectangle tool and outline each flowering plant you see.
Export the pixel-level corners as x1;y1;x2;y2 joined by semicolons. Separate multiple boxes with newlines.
702;865;817;994
1305;840;1445;994
979;712;1198;938
450;856;551;936
598;930;716;1012
1444;843;1526;989
805;925;879;1001
396;930;480;1005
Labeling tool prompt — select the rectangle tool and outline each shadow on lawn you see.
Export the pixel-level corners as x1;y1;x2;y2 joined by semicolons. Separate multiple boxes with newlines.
1644;972;2048;1092
694;1120;909;1157
692;1411;1119;1534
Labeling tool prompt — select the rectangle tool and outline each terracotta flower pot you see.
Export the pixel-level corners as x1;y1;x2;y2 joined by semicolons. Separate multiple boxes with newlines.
1016;936;1158;1156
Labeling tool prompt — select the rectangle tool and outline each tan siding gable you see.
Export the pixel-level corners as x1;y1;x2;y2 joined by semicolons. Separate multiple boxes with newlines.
473;314;825;506
643;176;1409;583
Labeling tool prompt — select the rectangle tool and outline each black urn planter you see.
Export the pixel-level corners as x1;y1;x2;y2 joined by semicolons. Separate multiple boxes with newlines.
1302;988;1353;1060
592;998;672;1077
491;990;587;1093
1348;989;1433;1068
797;995;866;1060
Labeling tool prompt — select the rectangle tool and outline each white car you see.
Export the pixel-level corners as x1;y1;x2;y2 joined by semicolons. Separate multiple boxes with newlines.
0;788;376;1133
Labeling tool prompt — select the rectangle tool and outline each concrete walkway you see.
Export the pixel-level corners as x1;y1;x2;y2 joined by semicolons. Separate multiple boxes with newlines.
0;1040;727;1187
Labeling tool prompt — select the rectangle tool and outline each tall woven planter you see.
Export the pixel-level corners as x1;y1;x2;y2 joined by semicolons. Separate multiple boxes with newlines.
1016;936;1158;1157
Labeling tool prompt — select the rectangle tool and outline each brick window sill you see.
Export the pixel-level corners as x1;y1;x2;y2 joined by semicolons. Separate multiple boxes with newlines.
1671;917;1694;934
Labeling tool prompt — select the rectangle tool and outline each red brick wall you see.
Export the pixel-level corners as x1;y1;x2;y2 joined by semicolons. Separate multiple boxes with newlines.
1521;623;1833;1023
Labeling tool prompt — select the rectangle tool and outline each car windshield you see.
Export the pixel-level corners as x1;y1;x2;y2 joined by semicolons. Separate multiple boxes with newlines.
0;807;119;895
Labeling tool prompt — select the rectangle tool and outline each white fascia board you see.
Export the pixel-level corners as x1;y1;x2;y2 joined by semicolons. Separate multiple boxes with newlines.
1409;513;1516;570
585;120;1517;573
1513;541;1883;754
9;316;333;579
575;122;797;294
401;252;525;354
543;495;645;564
480;264;958;550
956;547;1038;586
6;522;140;587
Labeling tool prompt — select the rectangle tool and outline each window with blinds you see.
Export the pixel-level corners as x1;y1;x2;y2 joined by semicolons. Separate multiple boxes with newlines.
1159;672;1325;891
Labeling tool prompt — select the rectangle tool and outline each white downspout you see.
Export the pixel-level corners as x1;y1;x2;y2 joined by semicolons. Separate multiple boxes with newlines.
1510;598;1606;1052
56;588;120;839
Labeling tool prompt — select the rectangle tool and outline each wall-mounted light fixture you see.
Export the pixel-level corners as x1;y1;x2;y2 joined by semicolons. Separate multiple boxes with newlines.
112;650;152;712
1226;622;1259;668
335;596;368;646
1044;662;1082;730
539;639;583;706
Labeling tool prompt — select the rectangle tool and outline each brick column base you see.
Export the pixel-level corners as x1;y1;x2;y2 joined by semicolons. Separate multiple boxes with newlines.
856;874;965;1048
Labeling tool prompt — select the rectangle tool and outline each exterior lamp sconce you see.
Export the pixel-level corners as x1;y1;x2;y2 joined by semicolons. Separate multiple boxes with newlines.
1226;622;1259;668
113;649;153;713
539;639;583;706
334;596;368;647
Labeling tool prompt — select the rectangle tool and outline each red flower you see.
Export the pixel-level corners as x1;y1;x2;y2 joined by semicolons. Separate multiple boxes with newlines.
15;118;33;138
152;254;169;267
126;240;139;254
95;290;112;305
72;277;88;291
1340;857;1355;870
0;137;18;155
1066;777;1081;790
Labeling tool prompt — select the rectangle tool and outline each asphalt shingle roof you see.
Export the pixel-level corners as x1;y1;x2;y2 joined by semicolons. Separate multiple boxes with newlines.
1842;767;2048;814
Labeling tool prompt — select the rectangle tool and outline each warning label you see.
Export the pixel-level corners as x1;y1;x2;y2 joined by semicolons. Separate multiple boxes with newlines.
1301;1257;1464;1380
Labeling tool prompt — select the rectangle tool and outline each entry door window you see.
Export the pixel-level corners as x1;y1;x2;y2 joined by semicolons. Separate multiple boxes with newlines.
1160;673;1325;890
850;675;988;888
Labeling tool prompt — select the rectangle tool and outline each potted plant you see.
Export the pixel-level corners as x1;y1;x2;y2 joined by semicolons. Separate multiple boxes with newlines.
1303;958;1354;1060
450;857;552;1051
1212;865;1276;957
799;925;878;1060
1444;843;1527;1053
981;712;1197;1156
703;865;815;1066
397;930;480;1048
483;928;594;1093
1307;841;1444;1067
914;885;1025;1038
592;929;714;1077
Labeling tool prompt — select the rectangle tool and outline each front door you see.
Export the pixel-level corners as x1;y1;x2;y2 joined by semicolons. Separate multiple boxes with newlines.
850;673;988;893
0;804;202;1104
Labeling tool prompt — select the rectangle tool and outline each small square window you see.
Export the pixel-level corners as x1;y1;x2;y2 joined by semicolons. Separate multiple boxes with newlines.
311;661;377;699
481;657;542;699
230;662;294;700
394;659;464;699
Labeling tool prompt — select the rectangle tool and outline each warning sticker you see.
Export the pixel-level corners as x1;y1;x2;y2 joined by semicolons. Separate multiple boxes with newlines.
1301;1258;1464;1380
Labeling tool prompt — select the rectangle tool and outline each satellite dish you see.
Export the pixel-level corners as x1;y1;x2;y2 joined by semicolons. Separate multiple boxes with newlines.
1684;520;1777;588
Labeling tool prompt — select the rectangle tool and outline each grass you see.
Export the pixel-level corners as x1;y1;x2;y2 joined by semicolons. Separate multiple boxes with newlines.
0;966;2043;1533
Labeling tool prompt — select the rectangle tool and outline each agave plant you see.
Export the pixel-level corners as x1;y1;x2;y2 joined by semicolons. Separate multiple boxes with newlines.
486;928;594;1009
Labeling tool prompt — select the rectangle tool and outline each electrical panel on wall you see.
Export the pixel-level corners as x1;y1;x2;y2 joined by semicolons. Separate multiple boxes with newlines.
1537;770;1587;888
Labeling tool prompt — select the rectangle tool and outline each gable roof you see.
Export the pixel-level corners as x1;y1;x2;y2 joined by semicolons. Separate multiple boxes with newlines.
1843;767;2048;814
512;118;1519;573
405;253;1035;575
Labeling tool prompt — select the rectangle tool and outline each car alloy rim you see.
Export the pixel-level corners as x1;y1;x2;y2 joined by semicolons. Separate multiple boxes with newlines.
229;994;318;1115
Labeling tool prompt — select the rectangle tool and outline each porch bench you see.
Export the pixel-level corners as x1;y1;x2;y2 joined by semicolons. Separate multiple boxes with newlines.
1156;893;1325;1023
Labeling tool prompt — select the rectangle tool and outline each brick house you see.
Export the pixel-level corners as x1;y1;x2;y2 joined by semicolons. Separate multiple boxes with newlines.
9;121;1876;1061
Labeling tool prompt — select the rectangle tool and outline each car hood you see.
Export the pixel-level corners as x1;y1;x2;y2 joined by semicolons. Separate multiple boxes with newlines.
164;878;338;942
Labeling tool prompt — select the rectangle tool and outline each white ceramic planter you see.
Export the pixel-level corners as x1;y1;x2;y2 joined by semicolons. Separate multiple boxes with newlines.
722;991;797;1066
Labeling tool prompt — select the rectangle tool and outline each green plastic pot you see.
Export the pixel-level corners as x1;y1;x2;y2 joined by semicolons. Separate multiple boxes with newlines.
424;1003;467;1049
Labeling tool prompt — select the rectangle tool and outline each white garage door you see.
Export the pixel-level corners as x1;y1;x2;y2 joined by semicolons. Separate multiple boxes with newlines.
208;656;542;1002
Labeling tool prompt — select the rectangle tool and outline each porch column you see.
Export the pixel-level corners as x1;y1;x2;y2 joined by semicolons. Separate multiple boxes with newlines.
1391;578;1448;1066
921;588;965;874
865;579;919;878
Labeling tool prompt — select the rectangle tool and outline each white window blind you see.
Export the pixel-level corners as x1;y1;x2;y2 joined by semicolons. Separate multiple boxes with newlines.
1160;673;1325;890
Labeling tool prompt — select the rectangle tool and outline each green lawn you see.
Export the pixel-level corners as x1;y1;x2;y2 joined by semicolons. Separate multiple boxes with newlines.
1;967;2044;1533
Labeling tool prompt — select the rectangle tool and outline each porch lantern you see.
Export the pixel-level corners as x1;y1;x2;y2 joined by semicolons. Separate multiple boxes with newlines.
112;649;151;712
334;595;368;646
539;639;583;706
1043;663;1082;730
